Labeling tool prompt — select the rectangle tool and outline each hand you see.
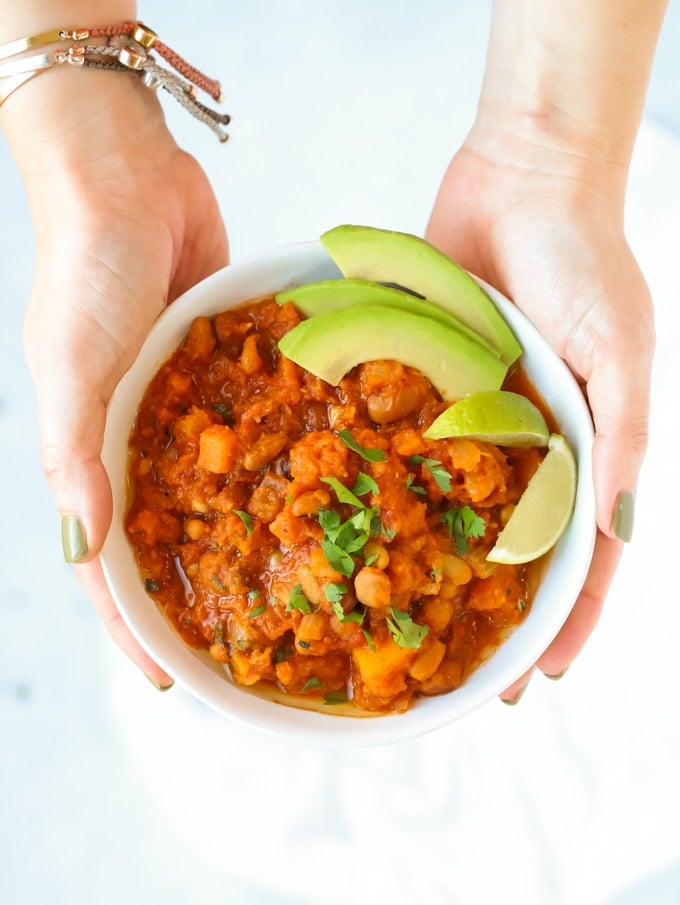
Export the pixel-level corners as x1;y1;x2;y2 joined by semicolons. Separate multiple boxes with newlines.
5;70;228;686
426;135;654;700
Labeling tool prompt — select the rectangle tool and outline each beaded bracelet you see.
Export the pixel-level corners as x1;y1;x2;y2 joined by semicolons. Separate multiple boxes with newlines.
0;21;230;141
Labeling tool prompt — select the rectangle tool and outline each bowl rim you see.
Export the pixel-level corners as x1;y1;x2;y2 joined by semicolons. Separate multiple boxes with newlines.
100;239;596;746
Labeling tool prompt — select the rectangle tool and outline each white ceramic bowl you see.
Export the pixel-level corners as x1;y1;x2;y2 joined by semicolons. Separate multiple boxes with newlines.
100;240;596;746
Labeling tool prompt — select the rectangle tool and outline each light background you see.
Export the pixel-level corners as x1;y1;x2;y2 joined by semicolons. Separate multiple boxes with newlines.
1;3;679;904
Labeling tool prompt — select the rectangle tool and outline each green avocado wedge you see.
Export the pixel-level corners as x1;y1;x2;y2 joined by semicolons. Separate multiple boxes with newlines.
276;278;501;358
277;304;507;400
320;224;522;366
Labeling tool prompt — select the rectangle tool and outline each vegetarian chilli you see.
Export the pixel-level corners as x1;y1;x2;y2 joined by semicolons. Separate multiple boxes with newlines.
125;297;550;714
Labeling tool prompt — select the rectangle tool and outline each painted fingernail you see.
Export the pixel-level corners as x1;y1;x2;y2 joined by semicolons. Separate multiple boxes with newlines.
146;675;174;692
611;491;635;542
61;513;88;563
502;683;529;706
544;667;569;681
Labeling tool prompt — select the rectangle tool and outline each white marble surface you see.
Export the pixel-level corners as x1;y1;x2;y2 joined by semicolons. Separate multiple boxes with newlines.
1;3;679;904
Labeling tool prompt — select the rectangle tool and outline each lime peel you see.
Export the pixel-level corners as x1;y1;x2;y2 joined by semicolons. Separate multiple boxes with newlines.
486;433;577;565
423;390;550;447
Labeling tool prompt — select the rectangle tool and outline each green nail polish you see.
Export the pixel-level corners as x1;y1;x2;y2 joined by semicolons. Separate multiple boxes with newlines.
146;675;174;692
544;667;569;681
61;513;88;563
612;491;635;543
502;683;528;706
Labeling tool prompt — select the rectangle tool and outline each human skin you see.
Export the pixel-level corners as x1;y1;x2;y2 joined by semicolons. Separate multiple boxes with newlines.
1;0;667;697
427;0;667;699
1;0;228;688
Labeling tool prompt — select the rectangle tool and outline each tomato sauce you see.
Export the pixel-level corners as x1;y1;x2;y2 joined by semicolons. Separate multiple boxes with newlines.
125;297;546;714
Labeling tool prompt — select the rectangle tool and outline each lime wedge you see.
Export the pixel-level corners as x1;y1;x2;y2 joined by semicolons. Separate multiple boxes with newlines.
423;390;550;446
486;434;577;564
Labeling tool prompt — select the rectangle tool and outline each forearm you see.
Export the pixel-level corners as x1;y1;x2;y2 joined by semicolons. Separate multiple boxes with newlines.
475;0;668;190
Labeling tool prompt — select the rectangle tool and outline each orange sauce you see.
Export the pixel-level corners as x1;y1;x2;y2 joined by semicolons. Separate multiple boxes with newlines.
125;297;546;713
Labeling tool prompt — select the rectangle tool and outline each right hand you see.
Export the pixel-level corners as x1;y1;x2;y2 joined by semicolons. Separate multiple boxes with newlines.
3;68;228;686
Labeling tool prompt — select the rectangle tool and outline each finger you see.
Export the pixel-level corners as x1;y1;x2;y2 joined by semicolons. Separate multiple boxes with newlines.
536;531;622;677
75;558;174;688
500;666;535;704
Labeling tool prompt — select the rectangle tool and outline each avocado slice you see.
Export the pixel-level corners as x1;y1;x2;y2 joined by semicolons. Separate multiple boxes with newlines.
320;224;521;366
276;278;501;358
277;303;507;400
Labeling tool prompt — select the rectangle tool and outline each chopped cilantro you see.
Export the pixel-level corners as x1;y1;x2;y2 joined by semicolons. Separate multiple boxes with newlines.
287;584;312;613
233;509;254;537
247;588;260;600
331;600;365;625
325;582;348;604
337;429;386;462
386;607;429;649
211;573;227;592
407;455;453;492
320;475;364;508
303;676;322;691
249;605;266;618
406;474;427;496
323;690;349;705
351;472;380;497
441;505;486;554
362;628;377;652
273;646;293;663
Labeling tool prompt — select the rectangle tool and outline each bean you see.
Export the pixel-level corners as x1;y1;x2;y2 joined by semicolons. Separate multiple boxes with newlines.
354;567;392;608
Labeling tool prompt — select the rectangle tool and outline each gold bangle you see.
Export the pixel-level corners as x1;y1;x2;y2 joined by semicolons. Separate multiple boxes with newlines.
0;34;231;142
0;27;89;62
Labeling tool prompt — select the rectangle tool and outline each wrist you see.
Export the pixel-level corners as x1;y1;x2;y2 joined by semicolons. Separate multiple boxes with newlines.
0;2;137;43
472;0;668;195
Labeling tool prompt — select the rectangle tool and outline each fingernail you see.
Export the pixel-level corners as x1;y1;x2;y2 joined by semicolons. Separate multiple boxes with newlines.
61;513;88;563
544;667;569;681
611;491;635;542
502;683;529;706
146;675;174;692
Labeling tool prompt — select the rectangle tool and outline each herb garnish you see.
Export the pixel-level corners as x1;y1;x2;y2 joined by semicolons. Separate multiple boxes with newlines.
351;472;379;497
211;573;227;592
440;505;486;554
287;584;313;613
324;690;349;705
249;605;266;618
303;676;322;691
338;429;386;462
386;607;429;649
325;582;348;604
407;455;453;492
233;509;254;537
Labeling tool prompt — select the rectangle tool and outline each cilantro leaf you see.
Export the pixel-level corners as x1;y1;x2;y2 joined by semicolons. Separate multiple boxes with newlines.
405;474;427;496
440;505;486;554
324;690;349;705
407;455;453;492
286;583;313;613
325;582;348;604
233;509;254;536
303;676;322;691
320;476;364;508
352;472;380;497
249;605;266;618
331;600;366;625
385;607;429;649
337;429;386;462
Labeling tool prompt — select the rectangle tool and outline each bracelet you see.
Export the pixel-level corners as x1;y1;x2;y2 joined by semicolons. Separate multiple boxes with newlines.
0;21;230;141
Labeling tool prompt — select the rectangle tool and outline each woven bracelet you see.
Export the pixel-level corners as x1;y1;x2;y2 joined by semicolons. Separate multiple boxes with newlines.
0;21;230;141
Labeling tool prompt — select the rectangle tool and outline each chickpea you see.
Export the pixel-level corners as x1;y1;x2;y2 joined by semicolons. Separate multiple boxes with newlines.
354;567;392;609
440;553;473;585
